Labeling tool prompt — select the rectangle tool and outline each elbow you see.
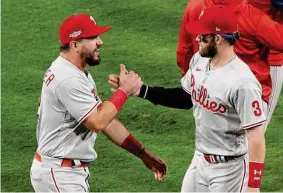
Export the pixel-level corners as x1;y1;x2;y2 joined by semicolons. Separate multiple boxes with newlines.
250;135;265;149
91;121;108;132
83;116;108;133
247;125;266;146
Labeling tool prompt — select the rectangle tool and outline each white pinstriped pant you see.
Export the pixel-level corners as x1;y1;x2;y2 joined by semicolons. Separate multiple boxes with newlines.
181;150;248;192
265;66;283;131
30;158;90;192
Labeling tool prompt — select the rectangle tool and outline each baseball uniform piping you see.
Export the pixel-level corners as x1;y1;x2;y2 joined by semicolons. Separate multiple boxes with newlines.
78;102;100;123
239;159;247;192
50;168;60;192
242;120;266;129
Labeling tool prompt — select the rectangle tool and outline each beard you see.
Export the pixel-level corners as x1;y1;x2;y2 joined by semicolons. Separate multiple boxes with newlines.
86;54;101;66
80;49;101;66
199;39;217;58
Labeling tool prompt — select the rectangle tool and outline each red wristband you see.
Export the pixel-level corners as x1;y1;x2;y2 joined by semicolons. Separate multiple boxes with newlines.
248;161;264;188
121;134;143;156
108;88;128;111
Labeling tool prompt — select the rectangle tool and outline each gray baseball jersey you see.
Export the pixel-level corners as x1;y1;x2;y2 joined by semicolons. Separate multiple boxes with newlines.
36;56;101;161
181;52;266;156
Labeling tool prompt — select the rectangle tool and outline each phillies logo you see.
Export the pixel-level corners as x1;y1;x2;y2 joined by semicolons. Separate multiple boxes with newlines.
191;74;227;113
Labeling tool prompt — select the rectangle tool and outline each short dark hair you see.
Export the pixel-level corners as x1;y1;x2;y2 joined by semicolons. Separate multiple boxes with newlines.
60;43;70;52
219;31;241;45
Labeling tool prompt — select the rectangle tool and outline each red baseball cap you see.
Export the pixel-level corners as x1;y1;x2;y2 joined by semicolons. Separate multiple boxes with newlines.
186;6;238;35
59;14;111;45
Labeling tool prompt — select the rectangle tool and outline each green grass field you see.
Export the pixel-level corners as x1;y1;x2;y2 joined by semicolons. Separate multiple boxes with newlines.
2;0;283;191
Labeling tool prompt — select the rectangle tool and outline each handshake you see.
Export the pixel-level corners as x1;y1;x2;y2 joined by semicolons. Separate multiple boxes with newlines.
108;64;168;182
108;64;142;96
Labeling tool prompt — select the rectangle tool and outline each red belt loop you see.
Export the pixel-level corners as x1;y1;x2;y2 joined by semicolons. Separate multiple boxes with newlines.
35;152;42;162
61;159;75;167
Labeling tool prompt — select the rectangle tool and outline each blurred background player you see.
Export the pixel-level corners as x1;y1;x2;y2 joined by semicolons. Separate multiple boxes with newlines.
247;0;283;127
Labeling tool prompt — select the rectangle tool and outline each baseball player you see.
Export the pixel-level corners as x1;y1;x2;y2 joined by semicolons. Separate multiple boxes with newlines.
109;7;266;192
248;0;283;129
30;14;167;192
176;0;283;130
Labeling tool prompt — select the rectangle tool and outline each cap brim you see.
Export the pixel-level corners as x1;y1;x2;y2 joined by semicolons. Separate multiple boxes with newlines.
186;21;212;35
94;26;112;36
83;26;112;38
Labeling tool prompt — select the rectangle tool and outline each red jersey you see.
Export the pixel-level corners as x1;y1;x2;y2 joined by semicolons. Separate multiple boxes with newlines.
248;0;283;66
177;0;283;103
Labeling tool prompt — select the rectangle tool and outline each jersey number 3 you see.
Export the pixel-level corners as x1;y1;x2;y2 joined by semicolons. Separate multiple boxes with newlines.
252;101;262;116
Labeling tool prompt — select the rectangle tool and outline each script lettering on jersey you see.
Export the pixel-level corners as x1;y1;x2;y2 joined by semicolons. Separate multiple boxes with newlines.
191;74;227;113
43;69;55;86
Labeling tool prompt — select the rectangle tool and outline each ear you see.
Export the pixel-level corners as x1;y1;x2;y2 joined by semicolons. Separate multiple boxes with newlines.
215;35;222;45
69;41;77;49
69;41;80;53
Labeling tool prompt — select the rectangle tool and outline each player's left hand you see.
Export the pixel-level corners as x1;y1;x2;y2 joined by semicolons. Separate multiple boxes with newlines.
138;148;168;182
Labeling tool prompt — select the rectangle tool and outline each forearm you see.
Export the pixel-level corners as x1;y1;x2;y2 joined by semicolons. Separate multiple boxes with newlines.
246;125;266;189
138;85;193;109
102;118;145;157
247;125;265;162
102;118;130;146
257;14;283;52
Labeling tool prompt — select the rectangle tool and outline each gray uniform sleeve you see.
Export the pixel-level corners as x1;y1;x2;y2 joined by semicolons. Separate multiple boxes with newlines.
233;81;266;129
55;77;100;122
181;69;192;94
181;53;198;94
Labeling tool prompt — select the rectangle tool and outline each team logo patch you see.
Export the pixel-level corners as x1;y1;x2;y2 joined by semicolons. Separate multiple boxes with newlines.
69;30;82;38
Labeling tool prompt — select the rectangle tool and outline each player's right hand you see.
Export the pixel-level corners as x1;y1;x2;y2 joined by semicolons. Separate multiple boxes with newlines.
109;64;142;96
118;64;142;96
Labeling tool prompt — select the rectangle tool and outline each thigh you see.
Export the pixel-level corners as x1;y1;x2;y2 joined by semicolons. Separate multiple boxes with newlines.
208;156;248;192
49;167;90;192
30;159;90;192
181;150;206;192
30;159;53;192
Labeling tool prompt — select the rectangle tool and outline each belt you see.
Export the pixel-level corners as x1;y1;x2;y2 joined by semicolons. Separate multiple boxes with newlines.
203;154;244;164
35;152;90;167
